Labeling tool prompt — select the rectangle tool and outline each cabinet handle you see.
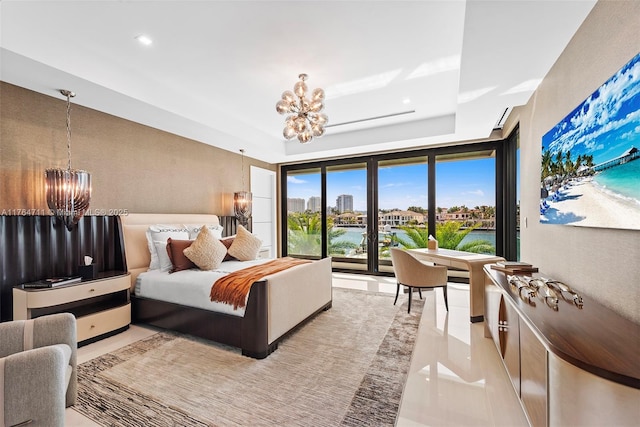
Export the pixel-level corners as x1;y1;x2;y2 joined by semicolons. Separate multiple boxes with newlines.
90;325;96;329
89;288;95;292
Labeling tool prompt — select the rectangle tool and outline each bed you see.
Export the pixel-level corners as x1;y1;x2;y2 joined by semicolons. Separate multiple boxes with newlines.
120;213;332;359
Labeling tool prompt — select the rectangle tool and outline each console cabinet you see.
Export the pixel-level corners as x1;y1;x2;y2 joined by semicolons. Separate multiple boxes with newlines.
13;272;131;345
484;266;639;427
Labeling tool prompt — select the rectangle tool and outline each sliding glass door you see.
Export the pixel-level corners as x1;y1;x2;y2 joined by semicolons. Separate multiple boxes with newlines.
435;150;496;255
377;157;428;273
285;167;322;258
282;156;430;273
281;138;513;274
326;162;369;270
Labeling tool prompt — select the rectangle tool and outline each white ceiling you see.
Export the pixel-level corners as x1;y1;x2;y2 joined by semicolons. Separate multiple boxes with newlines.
0;1;596;164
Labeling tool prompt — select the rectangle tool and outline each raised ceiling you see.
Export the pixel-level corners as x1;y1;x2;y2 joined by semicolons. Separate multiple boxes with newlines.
0;1;596;164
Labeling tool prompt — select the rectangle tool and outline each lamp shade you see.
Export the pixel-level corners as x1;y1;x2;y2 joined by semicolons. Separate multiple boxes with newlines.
45;168;92;231
234;190;252;227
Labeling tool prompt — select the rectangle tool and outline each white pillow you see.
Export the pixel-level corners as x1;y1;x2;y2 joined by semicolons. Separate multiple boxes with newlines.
153;240;174;272
227;225;262;261
183;226;227;270
184;224;224;240
145;225;189;270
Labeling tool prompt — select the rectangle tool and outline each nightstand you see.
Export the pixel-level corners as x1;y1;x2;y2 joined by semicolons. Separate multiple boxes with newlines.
257;248;271;259
13;271;131;346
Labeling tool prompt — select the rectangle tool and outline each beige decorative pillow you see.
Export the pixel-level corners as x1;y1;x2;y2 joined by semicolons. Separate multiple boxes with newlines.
183;225;227;270
227;225;262;261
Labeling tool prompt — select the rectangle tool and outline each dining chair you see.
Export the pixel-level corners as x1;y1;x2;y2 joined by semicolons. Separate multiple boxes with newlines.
390;248;449;313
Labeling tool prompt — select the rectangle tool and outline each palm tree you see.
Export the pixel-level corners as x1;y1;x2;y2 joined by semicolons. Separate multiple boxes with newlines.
541;149;553;179
287;212;357;256
564;150;575;176
554;151;565;177
327;226;358;256
396;225;430;249
396;221;495;254
584;154;595;167
287;213;322;256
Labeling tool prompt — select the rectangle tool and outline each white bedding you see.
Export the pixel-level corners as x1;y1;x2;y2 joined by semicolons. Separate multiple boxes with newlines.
134;258;271;317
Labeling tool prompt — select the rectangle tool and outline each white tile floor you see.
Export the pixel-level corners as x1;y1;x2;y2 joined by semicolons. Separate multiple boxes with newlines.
67;273;529;426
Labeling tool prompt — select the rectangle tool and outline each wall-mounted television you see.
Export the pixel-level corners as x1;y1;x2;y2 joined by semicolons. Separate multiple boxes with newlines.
540;52;640;230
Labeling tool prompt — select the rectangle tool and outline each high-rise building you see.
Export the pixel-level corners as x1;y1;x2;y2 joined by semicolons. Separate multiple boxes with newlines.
287;198;306;213
336;194;353;213
307;196;321;212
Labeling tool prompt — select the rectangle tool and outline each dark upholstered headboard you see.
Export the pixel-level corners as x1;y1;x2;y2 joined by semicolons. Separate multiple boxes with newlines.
0;215;127;321
0;214;239;321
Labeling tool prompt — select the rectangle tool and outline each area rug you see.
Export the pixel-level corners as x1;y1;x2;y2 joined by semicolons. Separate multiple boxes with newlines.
73;288;424;426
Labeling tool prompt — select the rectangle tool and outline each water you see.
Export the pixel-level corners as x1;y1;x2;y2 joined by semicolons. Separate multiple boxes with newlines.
333;227;497;247
593;160;640;206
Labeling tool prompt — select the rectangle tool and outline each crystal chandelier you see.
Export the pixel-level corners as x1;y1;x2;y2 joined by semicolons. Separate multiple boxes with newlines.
276;73;328;143
45;90;92;231
234;149;252;228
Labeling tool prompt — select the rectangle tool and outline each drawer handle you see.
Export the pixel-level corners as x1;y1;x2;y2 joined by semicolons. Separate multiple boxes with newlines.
89;288;95;292
90;325;96;329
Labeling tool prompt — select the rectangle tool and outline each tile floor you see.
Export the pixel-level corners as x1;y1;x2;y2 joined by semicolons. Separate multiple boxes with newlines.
66;273;529;426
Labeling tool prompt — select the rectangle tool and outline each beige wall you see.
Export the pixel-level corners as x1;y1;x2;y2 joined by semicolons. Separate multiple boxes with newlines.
0;82;275;216
516;0;640;322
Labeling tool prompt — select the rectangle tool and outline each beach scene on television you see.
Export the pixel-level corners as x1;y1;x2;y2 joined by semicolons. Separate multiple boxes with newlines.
540;52;640;230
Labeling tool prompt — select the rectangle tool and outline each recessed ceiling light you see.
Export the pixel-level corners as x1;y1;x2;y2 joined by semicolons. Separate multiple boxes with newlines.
135;34;153;46
402;97;411;104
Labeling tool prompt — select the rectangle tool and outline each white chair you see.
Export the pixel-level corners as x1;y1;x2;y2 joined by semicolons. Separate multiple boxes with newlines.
390;248;449;313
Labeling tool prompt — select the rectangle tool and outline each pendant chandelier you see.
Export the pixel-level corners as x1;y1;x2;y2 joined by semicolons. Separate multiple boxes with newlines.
45;90;92;231
276;73;328;143
234;149;252;228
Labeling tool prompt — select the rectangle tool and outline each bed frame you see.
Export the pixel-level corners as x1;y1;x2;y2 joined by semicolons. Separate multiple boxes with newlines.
120;213;332;359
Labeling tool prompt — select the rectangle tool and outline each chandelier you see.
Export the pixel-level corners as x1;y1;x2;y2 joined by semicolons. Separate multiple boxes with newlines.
276;73;328;143
45;90;92;231
234;149;252;228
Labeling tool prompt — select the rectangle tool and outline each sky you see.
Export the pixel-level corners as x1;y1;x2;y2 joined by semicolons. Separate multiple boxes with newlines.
542;52;640;165
286;157;497;212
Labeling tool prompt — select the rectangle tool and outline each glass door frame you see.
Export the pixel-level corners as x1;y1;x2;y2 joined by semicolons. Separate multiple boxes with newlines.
280;134;518;274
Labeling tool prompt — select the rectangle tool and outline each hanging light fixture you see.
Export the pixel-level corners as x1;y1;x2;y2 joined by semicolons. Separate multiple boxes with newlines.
234;149;252;228
276;73;328;143
45;89;92;231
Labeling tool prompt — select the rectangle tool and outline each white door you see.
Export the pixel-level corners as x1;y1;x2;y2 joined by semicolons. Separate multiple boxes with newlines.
250;166;276;258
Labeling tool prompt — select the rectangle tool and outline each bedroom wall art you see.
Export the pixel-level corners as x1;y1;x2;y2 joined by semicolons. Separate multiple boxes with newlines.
540;51;640;230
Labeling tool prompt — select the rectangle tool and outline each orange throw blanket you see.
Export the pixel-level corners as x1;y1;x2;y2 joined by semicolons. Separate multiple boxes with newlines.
210;257;312;309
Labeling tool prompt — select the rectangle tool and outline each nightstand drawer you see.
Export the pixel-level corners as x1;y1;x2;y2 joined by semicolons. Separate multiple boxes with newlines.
23;275;131;308
77;303;131;342
14;273;132;344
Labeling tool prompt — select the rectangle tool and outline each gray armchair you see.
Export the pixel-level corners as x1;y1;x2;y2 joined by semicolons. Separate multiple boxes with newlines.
0;313;77;427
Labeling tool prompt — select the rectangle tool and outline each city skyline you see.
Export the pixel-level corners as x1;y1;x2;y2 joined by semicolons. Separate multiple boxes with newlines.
286;157;499;212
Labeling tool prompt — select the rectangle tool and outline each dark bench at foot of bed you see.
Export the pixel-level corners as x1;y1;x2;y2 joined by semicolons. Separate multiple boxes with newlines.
132;280;332;359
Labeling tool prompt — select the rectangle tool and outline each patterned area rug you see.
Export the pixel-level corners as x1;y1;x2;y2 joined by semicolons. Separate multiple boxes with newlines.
74;288;424;426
